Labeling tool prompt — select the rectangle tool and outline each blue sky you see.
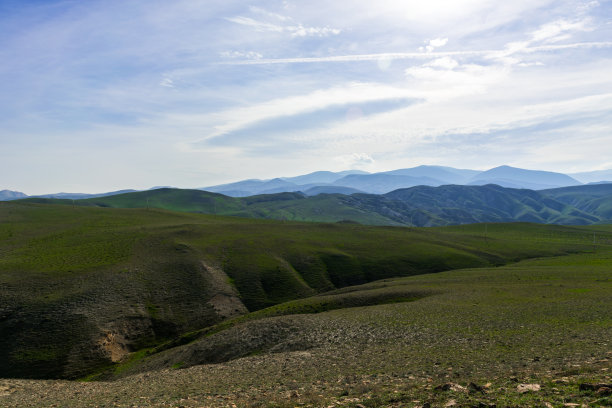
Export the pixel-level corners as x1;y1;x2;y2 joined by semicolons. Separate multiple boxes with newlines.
1;0;612;194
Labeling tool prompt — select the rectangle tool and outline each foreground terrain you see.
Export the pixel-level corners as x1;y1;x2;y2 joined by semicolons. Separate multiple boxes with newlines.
1;251;611;407
0;202;611;406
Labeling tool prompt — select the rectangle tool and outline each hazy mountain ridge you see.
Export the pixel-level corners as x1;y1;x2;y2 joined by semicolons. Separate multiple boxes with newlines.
0;190;27;200
467;165;582;190
0;189;137;201
202;165;600;196
5;165;612;201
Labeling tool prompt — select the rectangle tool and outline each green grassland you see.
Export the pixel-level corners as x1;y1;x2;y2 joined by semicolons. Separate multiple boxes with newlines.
0;201;611;407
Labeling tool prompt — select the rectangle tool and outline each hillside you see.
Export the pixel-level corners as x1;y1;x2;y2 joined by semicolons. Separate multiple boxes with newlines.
543;183;612;219
380;184;599;225
1;201;608;381
0;204;610;406
22;184;610;226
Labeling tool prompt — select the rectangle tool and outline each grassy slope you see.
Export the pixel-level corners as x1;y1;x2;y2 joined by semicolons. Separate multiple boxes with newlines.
544;184;612;220
105;240;612;406
1;242;610;407
23;189;399;225
22;184;609;226
383;184;600;225
1;201;609;380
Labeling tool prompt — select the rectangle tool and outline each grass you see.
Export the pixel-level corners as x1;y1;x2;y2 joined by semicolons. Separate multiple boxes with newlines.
1;201;611;393
2;244;608;406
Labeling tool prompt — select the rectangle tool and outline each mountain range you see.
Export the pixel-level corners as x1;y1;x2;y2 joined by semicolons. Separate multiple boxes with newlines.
200;165;597;196
5;165;612;227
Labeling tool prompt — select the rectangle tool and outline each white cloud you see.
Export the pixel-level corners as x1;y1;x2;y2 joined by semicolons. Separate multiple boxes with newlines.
221;41;612;64
531;19;591;43
226;16;284;33
576;1;600;14
159;77;174;88
488;18;596;65
335;153;375;169
226;15;341;38
419;37;449;53
426;57;459;69
249;6;292;22
219;50;263;59
290;25;341;37
179;82;414;145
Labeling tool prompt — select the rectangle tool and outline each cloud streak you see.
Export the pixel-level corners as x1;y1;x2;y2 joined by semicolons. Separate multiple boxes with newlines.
226;13;341;38
220;42;612;65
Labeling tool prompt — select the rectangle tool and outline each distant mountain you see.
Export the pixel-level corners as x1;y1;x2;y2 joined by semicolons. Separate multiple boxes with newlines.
9;165;611;204
468;165;582;189
382;165;478;184
331;173;443;194
569;169;612;184
1;189;140;201
202;178;301;197
0;190;27;201
202;171;368;196
281;170;368;185
587;181;612;185
202;165;593;196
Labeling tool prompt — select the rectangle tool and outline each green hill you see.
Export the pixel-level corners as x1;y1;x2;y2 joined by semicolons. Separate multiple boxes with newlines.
1;201;608;380
20;184;610;226
543;183;612;220
23;189;400;225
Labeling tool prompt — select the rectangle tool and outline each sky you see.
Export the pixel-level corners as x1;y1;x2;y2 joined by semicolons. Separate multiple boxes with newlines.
1;0;612;194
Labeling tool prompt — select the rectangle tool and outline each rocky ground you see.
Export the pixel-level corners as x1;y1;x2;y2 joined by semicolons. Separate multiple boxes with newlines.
0;347;610;407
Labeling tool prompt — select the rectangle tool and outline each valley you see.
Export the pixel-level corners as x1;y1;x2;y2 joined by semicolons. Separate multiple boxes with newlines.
0;201;610;406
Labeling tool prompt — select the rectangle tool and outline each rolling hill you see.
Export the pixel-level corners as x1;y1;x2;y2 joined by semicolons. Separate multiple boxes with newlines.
543;183;612;220
22;183;611;226
1;200;609;382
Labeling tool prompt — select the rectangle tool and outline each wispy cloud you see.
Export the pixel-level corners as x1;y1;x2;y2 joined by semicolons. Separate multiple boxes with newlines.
335;153;376;169
219;50;263;60
226;12;341;38
531;19;592;43
248;6;292;22
220;41;612;65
